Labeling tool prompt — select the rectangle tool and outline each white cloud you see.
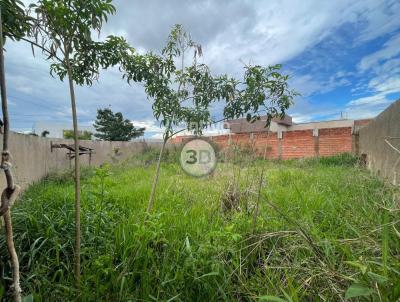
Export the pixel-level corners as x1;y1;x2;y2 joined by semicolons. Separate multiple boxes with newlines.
356;0;400;42
291;113;313;123
347;93;390;106
205;0;367;73
289;96;346;123
99;0;400;77
174;121;229;137
5;0;400;129
344;76;398;118
344;98;391;119
149;133;164;139
345;28;400;120
358;33;400;72
131;120;163;133
290;72;352;97
369;77;400;94
289;75;323;97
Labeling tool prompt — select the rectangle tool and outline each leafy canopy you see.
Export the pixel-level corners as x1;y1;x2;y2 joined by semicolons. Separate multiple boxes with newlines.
120;25;297;139
224;64;296;124
121;24;216;139
63;130;92;140
0;0;31;44
27;0;128;86
93;108;145;141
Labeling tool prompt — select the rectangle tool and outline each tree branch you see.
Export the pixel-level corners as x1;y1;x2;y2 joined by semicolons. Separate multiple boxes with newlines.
18;36;63;62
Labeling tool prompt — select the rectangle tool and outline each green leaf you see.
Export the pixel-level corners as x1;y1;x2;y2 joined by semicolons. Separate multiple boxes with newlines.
344;261;368;274
195;272;219;280
258;296;287;302
232;233;242;242
184;236;191;253
345;284;374;299
367;272;388;284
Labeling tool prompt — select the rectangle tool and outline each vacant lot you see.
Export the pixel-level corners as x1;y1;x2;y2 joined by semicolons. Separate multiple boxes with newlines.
1;154;399;301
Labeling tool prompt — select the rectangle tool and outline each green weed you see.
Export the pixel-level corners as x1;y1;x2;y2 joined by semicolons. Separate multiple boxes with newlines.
1;155;399;301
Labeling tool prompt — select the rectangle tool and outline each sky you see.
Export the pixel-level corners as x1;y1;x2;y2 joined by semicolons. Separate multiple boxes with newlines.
4;0;400;138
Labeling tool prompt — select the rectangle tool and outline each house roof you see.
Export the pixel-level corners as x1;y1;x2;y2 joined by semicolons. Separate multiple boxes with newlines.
224;115;372;134
224;115;292;133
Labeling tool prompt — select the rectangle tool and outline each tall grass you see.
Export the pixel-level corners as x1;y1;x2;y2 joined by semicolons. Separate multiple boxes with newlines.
1;153;399;301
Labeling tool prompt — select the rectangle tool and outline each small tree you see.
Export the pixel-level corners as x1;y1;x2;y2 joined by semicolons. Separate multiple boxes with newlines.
122;25;216;212
26;0;123;285
0;1;31;300
121;25;296;213
93;108;145;141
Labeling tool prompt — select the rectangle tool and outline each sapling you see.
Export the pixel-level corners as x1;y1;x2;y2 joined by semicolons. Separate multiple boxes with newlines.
0;1;32;300
122;25;297;213
145;25;211;213
25;0;126;285
116;27;217;213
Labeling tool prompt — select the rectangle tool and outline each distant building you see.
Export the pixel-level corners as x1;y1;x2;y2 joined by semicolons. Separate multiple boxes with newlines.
223;115;293;133
223;114;372;135
33;122;96;139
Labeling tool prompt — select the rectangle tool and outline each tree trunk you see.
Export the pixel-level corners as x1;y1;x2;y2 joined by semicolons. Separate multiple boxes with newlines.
65;56;81;286
0;10;22;302
147;136;168;213
4;211;21;302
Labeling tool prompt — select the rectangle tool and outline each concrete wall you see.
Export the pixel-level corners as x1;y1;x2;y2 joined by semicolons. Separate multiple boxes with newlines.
0;132;162;189
4;99;397;191
359;100;400;185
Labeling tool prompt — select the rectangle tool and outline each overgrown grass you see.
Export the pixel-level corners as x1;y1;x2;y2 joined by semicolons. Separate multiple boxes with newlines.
1;153;399;301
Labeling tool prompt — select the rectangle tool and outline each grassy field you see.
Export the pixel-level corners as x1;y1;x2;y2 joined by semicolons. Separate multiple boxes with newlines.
1;153;399;301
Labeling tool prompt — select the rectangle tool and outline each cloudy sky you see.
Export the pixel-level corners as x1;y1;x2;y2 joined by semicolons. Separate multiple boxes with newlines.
4;0;400;138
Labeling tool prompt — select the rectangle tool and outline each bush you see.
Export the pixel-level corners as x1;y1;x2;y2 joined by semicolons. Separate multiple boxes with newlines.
317;153;359;167
44;166;95;184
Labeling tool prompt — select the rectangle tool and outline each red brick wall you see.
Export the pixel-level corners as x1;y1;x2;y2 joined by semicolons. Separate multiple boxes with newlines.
173;126;354;159
354;119;372;127
253;132;280;158
319;128;353;156
280;129;315;159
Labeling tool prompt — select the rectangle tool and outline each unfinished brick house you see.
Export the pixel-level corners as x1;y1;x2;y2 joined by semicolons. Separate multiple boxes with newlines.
174;115;371;160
